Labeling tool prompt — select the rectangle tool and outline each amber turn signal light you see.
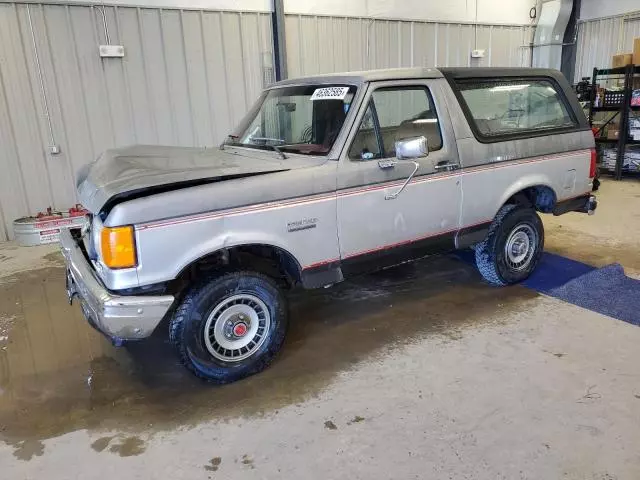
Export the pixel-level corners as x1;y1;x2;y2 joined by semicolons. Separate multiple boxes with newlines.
101;226;137;269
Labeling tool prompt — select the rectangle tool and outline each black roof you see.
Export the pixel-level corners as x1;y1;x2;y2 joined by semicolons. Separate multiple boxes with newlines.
272;67;568;89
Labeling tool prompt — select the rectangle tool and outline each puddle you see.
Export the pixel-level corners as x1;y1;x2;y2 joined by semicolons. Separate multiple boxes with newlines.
0;256;537;451
107;435;147;457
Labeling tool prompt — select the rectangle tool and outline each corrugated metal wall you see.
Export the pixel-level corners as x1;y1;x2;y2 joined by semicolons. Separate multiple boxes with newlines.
0;4;534;241
575;14;640;81
0;2;273;240
285;15;534;77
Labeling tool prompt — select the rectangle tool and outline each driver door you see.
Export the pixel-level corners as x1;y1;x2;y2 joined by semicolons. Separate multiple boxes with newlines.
337;80;462;274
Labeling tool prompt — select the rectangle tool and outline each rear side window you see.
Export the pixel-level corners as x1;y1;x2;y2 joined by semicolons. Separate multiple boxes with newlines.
456;79;577;139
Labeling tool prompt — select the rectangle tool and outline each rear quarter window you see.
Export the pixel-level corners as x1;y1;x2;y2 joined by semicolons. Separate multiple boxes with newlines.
455;78;578;140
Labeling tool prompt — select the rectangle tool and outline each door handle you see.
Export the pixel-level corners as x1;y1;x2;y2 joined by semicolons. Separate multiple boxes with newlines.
378;159;397;169
434;162;459;172
385;161;419;200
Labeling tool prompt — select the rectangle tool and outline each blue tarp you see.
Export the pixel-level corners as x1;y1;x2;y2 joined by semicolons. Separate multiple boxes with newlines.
457;251;640;327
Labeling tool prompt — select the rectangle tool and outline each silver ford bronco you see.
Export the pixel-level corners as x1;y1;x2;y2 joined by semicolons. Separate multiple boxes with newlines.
61;67;597;383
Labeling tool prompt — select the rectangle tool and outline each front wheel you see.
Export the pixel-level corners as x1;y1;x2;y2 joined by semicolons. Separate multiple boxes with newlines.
475;205;544;286
169;271;288;383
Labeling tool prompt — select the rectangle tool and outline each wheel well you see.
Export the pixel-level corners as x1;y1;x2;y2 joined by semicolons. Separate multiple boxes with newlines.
170;245;303;295
505;185;556;213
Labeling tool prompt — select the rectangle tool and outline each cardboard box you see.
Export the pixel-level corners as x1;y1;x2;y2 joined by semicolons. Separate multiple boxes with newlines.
634;37;640;66
607;126;620;140
612;53;633;68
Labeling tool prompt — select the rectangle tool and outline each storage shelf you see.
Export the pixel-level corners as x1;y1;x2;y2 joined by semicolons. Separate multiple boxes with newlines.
592;105;640;112
589;64;640;180
596;66;640;76
596;138;640;145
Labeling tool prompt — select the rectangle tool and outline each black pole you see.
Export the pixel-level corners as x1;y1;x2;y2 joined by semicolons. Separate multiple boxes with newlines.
615;65;633;180
271;0;287;82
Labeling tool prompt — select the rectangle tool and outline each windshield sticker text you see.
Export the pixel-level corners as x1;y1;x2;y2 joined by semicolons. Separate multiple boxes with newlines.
310;87;350;101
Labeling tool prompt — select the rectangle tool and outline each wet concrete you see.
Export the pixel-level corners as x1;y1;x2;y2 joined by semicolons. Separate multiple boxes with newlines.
0;254;536;456
543;178;640;274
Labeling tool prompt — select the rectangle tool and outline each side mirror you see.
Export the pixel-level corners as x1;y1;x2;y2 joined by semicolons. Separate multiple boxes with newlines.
395;136;428;160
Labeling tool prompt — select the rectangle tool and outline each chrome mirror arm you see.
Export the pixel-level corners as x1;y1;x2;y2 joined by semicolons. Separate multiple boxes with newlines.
385;161;419;200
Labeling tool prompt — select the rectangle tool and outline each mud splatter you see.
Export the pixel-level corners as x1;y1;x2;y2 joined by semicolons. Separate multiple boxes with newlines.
204;457;222;471
108;436;146;457
11;439;45;461
543;350;566;358
347;415;365;425
90;436;115;452
42;251;64;266
0;313;15;348
241;454;254;468
324;420;337;430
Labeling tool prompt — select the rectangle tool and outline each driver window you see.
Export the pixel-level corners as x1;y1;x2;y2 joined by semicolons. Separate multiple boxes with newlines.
348;86;442;161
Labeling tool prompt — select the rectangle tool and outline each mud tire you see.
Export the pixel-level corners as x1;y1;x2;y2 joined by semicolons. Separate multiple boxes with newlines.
169;271;288;383
474;205;544;286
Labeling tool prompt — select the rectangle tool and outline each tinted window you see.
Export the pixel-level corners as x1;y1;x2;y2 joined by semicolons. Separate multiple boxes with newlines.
349;86;442;160
457;79;577;138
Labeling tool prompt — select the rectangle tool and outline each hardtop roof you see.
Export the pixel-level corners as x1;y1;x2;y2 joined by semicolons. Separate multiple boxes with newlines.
270;67;566;88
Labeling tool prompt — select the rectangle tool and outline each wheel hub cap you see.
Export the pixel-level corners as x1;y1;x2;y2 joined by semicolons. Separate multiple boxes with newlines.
232;322;248;337
203;294;271;362
504;223;538;272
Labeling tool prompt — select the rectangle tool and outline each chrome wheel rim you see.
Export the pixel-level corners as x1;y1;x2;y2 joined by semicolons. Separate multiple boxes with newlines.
504;223;537;271
203;294;271;362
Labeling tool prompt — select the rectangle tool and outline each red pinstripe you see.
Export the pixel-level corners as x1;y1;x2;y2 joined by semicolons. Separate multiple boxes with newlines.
138;148;591;231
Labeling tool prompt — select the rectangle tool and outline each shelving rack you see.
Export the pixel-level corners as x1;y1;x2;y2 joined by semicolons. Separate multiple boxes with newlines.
588;64;640;180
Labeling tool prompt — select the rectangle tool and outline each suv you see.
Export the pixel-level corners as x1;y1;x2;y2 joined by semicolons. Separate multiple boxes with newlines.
62;67;597;383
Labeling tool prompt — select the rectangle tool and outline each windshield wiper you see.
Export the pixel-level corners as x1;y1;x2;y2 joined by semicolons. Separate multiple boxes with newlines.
219;134;239;150
248;137;287;159
222;135;288;159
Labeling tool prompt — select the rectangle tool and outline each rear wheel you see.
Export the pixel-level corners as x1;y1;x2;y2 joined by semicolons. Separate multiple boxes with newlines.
169;271;288;383
475;205;544;286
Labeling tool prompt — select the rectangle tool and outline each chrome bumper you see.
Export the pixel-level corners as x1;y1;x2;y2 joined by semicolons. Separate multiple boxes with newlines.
60;228;174;342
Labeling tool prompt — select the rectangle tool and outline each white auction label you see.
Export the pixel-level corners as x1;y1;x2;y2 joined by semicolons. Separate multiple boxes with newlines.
310;86;350;101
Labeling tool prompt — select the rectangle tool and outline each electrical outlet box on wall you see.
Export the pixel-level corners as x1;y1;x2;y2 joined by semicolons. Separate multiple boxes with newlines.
99;45;125;58
471;49;485;58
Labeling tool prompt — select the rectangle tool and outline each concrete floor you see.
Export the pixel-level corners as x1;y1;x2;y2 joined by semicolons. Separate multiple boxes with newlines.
1;178;640;479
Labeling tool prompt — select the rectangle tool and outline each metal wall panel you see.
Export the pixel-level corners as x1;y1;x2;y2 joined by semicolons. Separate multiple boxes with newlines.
0;4;533;241
575;14;640;82
0;2;272;240
285;15;533;77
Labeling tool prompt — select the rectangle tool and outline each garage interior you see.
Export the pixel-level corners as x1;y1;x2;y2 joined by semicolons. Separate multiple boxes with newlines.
2;0;640;478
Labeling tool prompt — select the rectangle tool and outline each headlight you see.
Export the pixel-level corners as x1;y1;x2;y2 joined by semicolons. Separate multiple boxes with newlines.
100;225;137;269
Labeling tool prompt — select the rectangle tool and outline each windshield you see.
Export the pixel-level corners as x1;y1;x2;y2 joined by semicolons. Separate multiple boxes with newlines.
226;85;357;156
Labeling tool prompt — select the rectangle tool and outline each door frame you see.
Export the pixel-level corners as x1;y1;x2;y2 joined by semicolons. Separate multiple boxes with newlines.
335;78;464;274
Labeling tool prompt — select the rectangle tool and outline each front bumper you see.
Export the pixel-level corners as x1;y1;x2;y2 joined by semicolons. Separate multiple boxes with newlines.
60;228;174;343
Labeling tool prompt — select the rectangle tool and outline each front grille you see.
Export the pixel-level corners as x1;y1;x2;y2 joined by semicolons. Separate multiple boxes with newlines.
82;214;98;261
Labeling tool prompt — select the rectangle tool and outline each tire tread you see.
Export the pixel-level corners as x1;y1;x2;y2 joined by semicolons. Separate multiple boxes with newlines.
169;270;286;384
475;204;519;286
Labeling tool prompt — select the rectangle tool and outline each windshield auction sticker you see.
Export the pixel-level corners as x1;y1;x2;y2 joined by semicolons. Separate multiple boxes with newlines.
310;87;350;101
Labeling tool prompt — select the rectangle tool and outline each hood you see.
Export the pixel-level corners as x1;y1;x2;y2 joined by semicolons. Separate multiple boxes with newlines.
77;145;291;213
